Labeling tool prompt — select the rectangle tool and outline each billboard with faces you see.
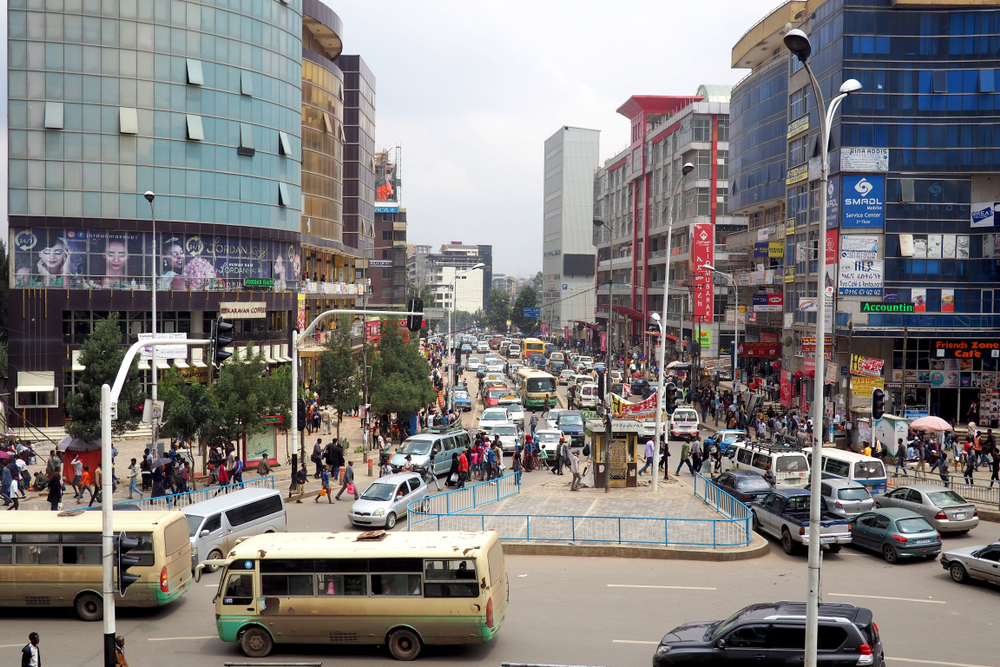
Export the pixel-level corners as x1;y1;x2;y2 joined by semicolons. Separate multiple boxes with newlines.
11;229;300;290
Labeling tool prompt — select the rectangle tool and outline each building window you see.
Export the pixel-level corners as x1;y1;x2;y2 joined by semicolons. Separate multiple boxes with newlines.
241;70;254;96
322;112;333;134
278;131;292;156
717;149;728;181
186;59;204;86
693;116;712;142
278;182;290;207
186;114;204;141
119;107;138;134
44;102;64;129
240;124;254;149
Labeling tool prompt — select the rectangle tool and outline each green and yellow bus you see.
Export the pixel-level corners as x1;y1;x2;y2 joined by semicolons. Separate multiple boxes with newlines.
0;510;192;620
200;530;508;660
522;337;545;360
517;368;558;409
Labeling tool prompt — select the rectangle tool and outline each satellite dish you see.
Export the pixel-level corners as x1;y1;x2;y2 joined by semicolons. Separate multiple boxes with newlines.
784;337;793;347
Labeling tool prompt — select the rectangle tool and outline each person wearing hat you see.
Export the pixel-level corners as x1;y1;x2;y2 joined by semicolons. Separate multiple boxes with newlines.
552;437;567;476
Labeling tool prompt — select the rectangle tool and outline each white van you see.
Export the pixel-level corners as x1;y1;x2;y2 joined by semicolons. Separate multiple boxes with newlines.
508;345;522;359
577;383;600;409
182;487;287;570
721;441;810;488
804;447;889;495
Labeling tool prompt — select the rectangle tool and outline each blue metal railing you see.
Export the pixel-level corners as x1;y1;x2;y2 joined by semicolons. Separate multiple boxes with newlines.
407;472;521;528
114;476;276;511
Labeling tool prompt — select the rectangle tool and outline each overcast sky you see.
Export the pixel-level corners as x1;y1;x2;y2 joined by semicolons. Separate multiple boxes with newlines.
333;0;783;278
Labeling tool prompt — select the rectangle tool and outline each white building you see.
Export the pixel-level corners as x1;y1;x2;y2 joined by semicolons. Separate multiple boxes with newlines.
431;265;485;314
542;126;600;338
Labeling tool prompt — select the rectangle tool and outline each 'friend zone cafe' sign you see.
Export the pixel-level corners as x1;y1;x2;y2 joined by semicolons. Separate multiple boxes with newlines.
933;340;1000;359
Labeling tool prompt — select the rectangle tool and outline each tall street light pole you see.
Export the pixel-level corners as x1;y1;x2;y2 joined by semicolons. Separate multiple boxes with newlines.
784;27;862;667
593;217;614;493
702;265;739;394
144;192;159;453
651;162;694;492
447;263;484;412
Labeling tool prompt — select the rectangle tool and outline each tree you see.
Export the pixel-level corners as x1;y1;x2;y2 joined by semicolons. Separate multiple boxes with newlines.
315;316;361;438
532;271;542;292
205;342;286;448
158;367;216;444
512;285;541;335
66;313;144;442
484;288;511;332
368;321;437;418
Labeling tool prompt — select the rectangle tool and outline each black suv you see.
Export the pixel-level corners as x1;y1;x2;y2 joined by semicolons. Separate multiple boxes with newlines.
653;601;884;667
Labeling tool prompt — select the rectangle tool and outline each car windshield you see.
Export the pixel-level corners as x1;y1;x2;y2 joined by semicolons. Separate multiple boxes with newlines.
468;357;480;364
489;388;507;397
838;488;872;501
722;433;741;442
852;460;885;479
776;455;809;472
361;483;396;501
186;514;205;537
455;392;470;400
674;410;697;422
537;433;560;443
736;477;772;492
896;517;935;534
560;414;584;426
927;490;969;507
501;402;523;412
528;378;557;392
482;411;505;421
493;426;518;436
709;607;748;641
398;440;432;456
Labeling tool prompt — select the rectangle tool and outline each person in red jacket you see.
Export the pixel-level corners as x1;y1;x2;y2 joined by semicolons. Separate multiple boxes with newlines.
457;449;469;488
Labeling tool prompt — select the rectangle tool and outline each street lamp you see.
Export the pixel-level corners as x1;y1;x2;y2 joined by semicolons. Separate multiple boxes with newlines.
702;264;739;391
651;161;694;491
592;216;614;493
783;27;861;667
144;191;160;454
447;263;484;412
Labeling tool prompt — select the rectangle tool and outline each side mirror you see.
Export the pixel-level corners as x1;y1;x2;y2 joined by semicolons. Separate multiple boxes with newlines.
716;639;726;649
200;529;211;537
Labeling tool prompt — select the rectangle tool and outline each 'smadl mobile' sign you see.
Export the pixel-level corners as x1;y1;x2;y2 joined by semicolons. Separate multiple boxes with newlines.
842;175;885;228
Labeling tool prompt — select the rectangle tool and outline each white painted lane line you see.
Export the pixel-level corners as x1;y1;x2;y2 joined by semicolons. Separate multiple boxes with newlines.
829;592;945;604
148;636;216;641
608;584;717;591
893;657;996;667
0;644;24;649
613;640;659;645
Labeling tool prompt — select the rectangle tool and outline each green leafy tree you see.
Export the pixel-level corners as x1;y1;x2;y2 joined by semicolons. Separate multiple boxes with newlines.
158;367;216;445
484;288;511;332
205;342;284;448
512;285;541;334
66;313;144;442
316;316;362;438
532;271;542;292
368;321;437;419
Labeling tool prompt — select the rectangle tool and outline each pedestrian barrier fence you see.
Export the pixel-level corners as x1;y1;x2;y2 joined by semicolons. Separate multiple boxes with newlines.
888;471;999;507
408;472;522;524
407;471;753;549
115;475;276;511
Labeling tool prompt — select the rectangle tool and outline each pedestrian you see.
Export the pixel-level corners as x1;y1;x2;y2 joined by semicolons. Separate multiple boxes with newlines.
335;460;358;500
331;439;345;482
47;471;63;511
311;438;324;478
114;635;129;667
21;632;40;667
570;449;582;491
676;440;694;475
232;457;244;485
79;466;93;505
87;463;104;507
7;470;20;510
530;412;539;437
894;439;908;477
939;454;951;489
457;449;469;487
316;465;332;504
638;437;655;476
128;458;141;500
71;454;84;499
991;445;1000;488
763;463;776;487
552;438;566;475
690;445;703;476
425;446;443;492
964;453;976;486
293;463;308;503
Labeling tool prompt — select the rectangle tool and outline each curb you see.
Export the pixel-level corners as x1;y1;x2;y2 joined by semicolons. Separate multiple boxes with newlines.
978;508;1000;523
500;533;771;562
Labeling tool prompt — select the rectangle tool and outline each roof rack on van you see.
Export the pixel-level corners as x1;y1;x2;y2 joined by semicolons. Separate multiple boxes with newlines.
736;440;802;453
423;425;467;434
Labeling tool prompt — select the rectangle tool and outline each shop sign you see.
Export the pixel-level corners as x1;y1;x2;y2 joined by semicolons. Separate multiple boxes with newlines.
753;242;769;259
861;302;913;313
692;224;714;323
841;148;889;173
768;242;784;258
738;342;780;357
780;369;792;407
842;175;885;228
698;329;712;348
752;293;783;312
784;266;795;283
851;376;885;407
838;259;883;296
786;163;809;185
971;202;997;228
826;176;840;229
243;277;274;289
933;340;1000;359
369;260;393;267
850;354;885;377
801;335;834;356
785;218;796;236
220;301;267;319
841;235;879;261
137;332;188;360
787;115;809;138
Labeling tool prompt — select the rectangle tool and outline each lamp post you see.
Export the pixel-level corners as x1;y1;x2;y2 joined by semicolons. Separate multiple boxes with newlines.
447;263;484;412
783;27;862;667
702;265;740;392
144;191;159;453
650;162;694;492
593;217;614;493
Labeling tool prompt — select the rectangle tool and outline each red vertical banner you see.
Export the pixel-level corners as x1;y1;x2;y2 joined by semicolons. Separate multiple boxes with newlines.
564;325;569;339
780;370;792;408
600;332;607;352
825;229;838;303
692;223;715;323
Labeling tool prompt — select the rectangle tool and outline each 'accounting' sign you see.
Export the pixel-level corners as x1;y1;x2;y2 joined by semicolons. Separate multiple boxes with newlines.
219;301;267;319
933;340;1000;359
861;302;914;313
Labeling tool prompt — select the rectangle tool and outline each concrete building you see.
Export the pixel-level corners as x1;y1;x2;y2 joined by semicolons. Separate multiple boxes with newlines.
370;148;406;307
492;274;518;299
542;127;600;339
407;242;493;313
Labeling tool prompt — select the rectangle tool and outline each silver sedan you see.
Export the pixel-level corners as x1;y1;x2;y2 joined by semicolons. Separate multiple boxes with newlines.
874;483;979;533
942;542;1000;586
348;472;428;530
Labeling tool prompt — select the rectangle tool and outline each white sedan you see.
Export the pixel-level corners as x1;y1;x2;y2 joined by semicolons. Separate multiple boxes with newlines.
465;357;482;371
490;422;523;453
498;398;525;425
545;407;568;430
478;407;511;435
533;428;563;461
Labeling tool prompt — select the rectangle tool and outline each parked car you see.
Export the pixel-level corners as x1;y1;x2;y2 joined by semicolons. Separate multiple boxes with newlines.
711;470;773;504
821;480;874;519
849;508;941;563
490;422;523;453
873;484;979;533
941;540;1000;585
652;600;885;667
348;473;428;530
750;489;853;555
453;390;472;412
477;407;511;434
609;369;624;383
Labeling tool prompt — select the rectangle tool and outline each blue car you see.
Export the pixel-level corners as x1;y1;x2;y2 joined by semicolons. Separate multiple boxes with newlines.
461;343;473;353
453;390;472;412
703;429;746;452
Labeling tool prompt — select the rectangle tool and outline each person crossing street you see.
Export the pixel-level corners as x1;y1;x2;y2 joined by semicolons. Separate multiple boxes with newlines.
335;460;359;500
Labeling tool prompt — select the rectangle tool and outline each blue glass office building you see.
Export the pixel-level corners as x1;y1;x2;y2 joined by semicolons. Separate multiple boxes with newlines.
732;0;1000;424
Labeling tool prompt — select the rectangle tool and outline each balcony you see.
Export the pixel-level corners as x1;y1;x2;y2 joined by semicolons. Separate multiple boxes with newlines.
612;255;633;267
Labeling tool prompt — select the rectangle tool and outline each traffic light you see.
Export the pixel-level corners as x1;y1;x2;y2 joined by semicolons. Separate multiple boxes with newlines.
116;531;142;596
297;398;306;432
211;316;233;367
406;297;424;332
664;382;677;414
872;388;885;420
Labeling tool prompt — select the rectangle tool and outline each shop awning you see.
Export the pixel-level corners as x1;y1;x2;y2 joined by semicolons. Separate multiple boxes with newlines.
138;360;151;370
155;358;170;370
646;331;680;342
173;359;190;369
570;320;601;332
613;305;647;322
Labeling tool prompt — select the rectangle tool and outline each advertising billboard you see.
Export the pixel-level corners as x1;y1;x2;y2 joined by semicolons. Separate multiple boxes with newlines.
374;149;400;214
11;228;300;291
691;223;714;323
842;175;885;228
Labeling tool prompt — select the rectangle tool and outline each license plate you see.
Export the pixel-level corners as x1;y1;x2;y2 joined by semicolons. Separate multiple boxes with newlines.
954;513;966;520
820;536;835;544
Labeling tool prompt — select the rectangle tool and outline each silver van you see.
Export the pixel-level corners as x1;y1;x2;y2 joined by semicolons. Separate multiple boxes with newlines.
390;427;472;476
181;487;286;570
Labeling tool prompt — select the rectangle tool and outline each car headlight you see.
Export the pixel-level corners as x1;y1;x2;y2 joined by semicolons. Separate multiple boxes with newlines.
654;644;672;657
373;509;385;516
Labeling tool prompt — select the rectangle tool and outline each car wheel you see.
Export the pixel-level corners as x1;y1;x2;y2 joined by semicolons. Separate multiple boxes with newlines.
75;592;103;622
385;512;397;530
240;626;274;658
204;548;224;572
781;529;796;555
882;544;898;564
950;562;969;584
828;543;842;553
388;627;423;661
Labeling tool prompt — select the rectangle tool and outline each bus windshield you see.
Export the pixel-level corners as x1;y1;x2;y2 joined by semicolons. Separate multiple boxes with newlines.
527;377;556;393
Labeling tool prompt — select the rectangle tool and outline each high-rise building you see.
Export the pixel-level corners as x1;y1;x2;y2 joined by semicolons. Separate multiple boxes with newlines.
406;242;493;314
730;0;1000;425
542;127;599;338
593;89;745;358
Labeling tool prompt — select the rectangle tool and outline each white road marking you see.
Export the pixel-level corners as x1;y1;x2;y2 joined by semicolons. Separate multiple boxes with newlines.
829;592;945;604
607;584;717;591
148;636;216;641
893;658;996;667
613;640;659;645
0;644;25;649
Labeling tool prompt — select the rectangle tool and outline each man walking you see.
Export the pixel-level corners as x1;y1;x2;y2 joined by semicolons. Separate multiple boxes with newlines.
71;454;84;499
530;412;539;438
638;437;655;476
88;463;104;507
311;438;324;478
335;460;358;500
425;446;443;492
21;632;40;667
293;462;308;503
457;449;469;488
127;458;142;500
552;438;566;475
331;439;344;482
570;450;582;491
316;465;332;504
675;439;694;475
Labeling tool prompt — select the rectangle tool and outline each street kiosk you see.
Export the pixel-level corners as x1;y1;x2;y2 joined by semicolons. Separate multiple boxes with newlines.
585;418;643;488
